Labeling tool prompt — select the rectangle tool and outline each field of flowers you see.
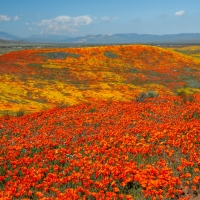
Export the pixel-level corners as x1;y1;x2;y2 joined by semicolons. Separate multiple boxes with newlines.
0;95;200;199
168;46;200;61
0;45;200;199
0;45;200;115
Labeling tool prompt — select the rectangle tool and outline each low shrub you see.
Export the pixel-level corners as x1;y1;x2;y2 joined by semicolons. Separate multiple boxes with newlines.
146;90;159;98
16;109;25;117
135;90;158;102
104;51;118;58
177;88;195;103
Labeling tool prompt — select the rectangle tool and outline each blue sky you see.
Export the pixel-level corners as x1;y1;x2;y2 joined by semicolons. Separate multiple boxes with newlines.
0;0;200;37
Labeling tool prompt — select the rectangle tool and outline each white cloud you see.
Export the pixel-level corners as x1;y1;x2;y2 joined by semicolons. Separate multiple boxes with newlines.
0;15;11;21
25;22;29;25
101;16;118;21
13;16;19;21
175;11;186;16
0;15;20;21
37;15;93;34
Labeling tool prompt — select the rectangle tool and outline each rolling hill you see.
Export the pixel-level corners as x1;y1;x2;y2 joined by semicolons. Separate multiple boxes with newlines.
23;34;72;43
0;44;200;114
0;45;200;199
0;85;200;199
0;31;21;41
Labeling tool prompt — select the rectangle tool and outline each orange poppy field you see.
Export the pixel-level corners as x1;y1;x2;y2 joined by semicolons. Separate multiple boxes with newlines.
0;45;200;199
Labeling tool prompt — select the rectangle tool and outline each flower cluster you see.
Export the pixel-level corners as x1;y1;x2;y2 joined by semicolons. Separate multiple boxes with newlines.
0;45;200;114
0;95;199;199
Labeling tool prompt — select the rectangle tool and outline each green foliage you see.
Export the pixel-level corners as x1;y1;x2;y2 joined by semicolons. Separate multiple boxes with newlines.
3;110;10;117
39;52;80;60
16;109;25;117
135;90;158;102
56;102;70;109
0;166;6;176
121;181;144;199
135;92;147;102
192;110;200;119
177;88;195;103
185;78;200;89
146;90;159;98
30;147;43;157
34;98;48;104
88;107;96;113
177;87;194;96
104;51;118;58
125;67;139;73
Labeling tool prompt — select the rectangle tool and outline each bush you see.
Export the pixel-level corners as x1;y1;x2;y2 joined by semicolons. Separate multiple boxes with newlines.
56;102;69;109
135;92;147;102
177;88;195;103
16;109;25;117
104;51;118;58
177;87;194;96
135;91;158;102
39;52;80;60
146;90;159;98
3;110;10;117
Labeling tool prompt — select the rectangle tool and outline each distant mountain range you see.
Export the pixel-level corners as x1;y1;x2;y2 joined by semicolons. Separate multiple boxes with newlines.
23;34;72;43
0;31;22;41
61;33;200;44
1;31;200;44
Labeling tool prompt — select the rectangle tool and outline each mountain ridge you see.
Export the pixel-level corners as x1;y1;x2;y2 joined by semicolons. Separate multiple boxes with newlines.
1;31;200;44
0;31;21;40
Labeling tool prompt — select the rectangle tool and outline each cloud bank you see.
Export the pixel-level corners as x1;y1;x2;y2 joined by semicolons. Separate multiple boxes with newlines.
37;15;93;34
0;15;11;21
0;14;20;21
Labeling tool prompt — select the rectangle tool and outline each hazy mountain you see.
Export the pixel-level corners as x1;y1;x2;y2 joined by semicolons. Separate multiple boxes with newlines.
23;34;72;43
0;39;23;44
0;31;21;40
1;31;200;44
0;39;12;44
62;33;200;44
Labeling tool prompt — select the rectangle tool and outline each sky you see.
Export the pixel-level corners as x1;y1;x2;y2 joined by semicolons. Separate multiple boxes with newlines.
0;0;200;38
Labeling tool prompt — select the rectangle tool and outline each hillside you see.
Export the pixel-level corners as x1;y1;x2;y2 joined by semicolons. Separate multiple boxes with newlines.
0;31;21;41
0;45;200;199
0;39;13;44
0;45;200;114
167;45;200;61
0;96;200;199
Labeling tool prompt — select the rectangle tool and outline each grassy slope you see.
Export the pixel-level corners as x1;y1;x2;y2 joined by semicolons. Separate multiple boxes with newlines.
0;45;200;199
0;44;200;115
